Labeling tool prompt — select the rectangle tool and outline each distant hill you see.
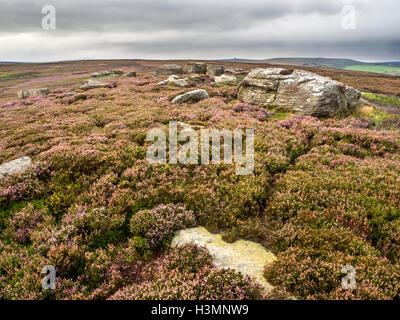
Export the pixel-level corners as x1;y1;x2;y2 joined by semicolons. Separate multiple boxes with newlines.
0;61;19;65
218;57;365;68
218;57;400;75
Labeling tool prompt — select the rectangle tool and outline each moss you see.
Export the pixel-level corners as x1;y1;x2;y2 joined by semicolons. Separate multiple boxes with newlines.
362;92;400;106
352;104;394;126
270;112;295;121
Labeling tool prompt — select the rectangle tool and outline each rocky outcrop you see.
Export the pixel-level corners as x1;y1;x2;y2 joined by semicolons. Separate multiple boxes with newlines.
79;79;110;91
207;65;224;77
0;157;32;180
17;88;49;99
214;74;238;84
158;75;188;87
155;64;184;76
91;70;123;78
171;226;277;292
172;89;210;104
186;62;207;74
122;71;137;78
238;68;361;117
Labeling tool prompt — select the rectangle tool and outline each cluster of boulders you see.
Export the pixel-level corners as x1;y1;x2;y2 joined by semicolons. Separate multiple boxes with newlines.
154;62;247;105
164;66;361;114
13;63;361;117
16;69;137;99
79;69;136;91
155;62;240;80
155;62;241;87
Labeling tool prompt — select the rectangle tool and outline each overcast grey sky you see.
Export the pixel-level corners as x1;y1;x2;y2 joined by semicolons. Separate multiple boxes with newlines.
0;0;399;62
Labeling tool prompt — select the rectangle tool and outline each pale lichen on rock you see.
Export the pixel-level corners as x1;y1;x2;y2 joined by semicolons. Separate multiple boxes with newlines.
0;156;32;180
171;226;277;292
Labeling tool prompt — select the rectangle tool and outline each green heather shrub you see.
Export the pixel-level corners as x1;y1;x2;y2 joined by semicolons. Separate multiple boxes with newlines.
6;203;46;244
110;245;264;300
0;243;47;300
130;204;197;248
61;205;126;249
46;243;86;279
0;171;45;210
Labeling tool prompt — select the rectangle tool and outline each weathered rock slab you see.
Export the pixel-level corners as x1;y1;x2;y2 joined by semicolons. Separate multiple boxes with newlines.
155;64;184;76
186;62;207;74
17;88;49;99
207;65;225;77
171;226;277;291
0;157;32;180
79;79;109;91
122;71;137;78
91;70;123;78
172;89;210;104
238;68;361;117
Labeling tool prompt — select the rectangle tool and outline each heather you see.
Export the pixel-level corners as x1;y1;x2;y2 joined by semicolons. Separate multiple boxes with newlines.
0;64;400;300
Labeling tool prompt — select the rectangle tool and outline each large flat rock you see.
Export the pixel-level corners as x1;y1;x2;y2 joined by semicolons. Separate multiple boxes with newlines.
171;226;277;292
238;68;361;117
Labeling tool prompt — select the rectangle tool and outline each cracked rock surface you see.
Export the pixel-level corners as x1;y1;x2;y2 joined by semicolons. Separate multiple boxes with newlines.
238;68;361;117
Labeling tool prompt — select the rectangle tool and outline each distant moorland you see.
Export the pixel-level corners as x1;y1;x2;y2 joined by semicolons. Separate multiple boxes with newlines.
221;58;400;75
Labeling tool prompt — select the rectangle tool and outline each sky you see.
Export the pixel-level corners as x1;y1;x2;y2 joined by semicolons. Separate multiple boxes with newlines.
0;0;399;62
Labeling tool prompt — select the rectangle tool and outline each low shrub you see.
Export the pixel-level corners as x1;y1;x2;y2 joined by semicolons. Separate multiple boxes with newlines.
130;204;196;248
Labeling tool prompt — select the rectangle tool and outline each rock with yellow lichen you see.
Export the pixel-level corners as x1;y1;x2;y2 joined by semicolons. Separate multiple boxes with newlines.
171;226;277;292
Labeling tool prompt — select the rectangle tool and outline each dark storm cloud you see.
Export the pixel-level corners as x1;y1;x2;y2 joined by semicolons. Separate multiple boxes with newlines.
0;0;398;61
0;0;345;33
